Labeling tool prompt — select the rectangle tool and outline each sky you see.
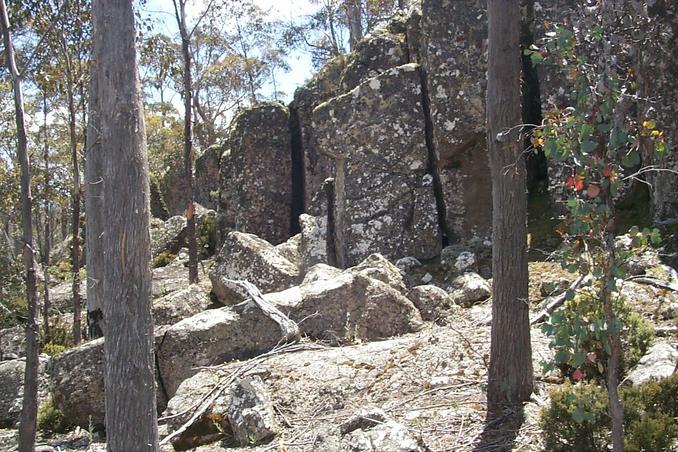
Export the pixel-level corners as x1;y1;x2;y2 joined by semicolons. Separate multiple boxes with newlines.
140;0;318;103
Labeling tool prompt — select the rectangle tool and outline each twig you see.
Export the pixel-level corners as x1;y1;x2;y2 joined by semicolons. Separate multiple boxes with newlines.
530;273;593;324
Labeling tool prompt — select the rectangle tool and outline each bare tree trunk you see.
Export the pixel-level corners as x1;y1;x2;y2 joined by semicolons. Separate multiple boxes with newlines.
486;0;533;409
174;0;199;283
1;2;40;450
42;93;51;341
344;0;363;51
91;0;159;449
65;62;82;345
85;35;104;339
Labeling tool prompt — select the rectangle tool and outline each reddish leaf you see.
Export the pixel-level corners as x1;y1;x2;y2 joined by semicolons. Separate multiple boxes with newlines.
587;184;600;198
587;352;597;363
602;165;612;178
575;175;584;191
572;369;585;381
566;177;575;188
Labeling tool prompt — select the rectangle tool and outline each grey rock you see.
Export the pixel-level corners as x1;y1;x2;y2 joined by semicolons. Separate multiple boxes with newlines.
421;0;492;243
162;370;227;450
313;64;441;266
440;245;478;274
227;376;279;446
626;342;678;387
449;272;492;307
291;273;422;345
227;103;292;245
299;214;328;271
0;357;49;427
156;305;288;397
274;233;303;269
407;285;452;321
343;420;423;451
210;231;301;304
347;253;407;294
153;284;211;326
302;263;343;285
0;326;24;361
47;339;106;426
150;204;216;257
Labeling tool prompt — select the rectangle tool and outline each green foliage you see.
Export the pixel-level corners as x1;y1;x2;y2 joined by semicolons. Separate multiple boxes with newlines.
37;397;68;434
40;317;74;353
152;250;176;268
542;291;654;381
541;375;678;452
41;342;67;357
0;237;25;327
48;259;73;281
197;214;218;257
541;381;610;451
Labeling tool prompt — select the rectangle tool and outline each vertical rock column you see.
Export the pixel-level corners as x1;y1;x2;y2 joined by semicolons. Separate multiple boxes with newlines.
313;64;442;267
420;0;493;243
228;103;293;245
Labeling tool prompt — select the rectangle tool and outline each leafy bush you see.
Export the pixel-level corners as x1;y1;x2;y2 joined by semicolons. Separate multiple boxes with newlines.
41;342;67;357
197;214;218;257
37;397;68;434
40;317;74;354
152;250;175;268
541;374;678;451
542;290;654;381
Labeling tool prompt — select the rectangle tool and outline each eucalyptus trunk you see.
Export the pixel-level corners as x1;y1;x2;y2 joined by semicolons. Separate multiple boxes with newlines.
1;1;40;449
90;0;159;448
486;0;533;409
174;0;199;284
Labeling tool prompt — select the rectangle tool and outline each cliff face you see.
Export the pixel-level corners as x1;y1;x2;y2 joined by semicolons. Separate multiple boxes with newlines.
206;0;676;265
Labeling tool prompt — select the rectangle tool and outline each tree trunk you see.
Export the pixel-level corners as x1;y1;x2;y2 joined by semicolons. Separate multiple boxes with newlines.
42;94;51;341
486;0;533;409
91;0;159;449
174;0;199;284
85;33;105;339
0;2;40;450
65;60;82;345
345;0;363;51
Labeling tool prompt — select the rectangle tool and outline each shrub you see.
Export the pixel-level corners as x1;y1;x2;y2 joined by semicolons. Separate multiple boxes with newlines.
197;213;218;257
542;290;654;381
37;397;68;434
541;374;678;451
41;342;67;357
152;250;175;268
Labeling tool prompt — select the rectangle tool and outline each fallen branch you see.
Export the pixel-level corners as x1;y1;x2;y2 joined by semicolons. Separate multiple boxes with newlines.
159;342;324;446
229;279;300;341
531;274;593;325
626;275;678;292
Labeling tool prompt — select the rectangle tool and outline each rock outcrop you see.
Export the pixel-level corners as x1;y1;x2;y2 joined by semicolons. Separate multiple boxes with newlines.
227;103;293;245
313;64;441;267
0;358;49;427
156;305;289;398
420;0;492;243
209;231;301;304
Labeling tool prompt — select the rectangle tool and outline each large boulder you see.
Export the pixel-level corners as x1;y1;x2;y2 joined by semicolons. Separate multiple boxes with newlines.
209;231;301;304
0;326;24;360
227;103;292;245
420;0;492;243
626;342;678;387
286;272;422;344
47;339;106;426
0;358;49;427
48;335;168;428
227;376;279;446
407;285;453;321
162;370;228;450
152;284;211;326
156;305;289;397
150;204;216;257
313;64;441;267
